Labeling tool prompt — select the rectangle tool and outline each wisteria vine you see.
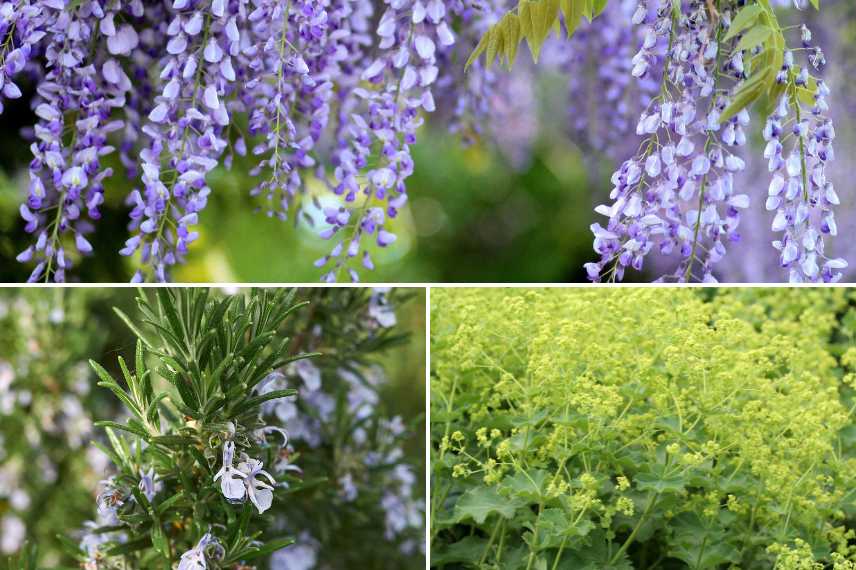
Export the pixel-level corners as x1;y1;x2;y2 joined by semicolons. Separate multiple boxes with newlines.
4;0;848;282
4;0;495;282
471;0;845;283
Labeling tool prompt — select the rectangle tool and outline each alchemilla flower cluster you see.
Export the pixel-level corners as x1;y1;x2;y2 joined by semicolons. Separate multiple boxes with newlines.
431;288;856;569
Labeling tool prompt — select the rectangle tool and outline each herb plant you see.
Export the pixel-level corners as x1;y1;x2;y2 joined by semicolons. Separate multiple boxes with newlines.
22;286;426;570
431;288;856;569
76;287;311;568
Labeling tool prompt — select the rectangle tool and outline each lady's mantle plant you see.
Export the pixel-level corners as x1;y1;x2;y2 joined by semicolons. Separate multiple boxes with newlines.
73;288;315;568
431;288;856;569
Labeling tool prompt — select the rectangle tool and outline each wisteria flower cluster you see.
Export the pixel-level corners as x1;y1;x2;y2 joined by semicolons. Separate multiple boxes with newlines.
431;287;856;568
472;0;846;282
4;0;498;282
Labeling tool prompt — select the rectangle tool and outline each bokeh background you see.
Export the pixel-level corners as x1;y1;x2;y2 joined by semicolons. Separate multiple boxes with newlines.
0;1;854;283
0;287;425;569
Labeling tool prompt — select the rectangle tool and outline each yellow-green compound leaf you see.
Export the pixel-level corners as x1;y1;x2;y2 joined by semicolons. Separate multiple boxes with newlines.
735;24;772;52
591;0;608;18
719;64;772;123
560;0;585;36
499;12;522;67
723;4;764;42
452;486;525;524
467;0;608;69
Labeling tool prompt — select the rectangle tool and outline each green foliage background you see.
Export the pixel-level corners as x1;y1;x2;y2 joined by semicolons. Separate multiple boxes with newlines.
431;288;856;569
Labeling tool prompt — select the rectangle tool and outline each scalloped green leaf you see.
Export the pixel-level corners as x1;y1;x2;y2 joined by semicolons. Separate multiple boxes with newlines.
452;485;525;524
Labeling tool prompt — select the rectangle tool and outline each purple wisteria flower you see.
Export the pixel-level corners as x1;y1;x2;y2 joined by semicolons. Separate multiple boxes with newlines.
762;38;845;282
585;0;751;282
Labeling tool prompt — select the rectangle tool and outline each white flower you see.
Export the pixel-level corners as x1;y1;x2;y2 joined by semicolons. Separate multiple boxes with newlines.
213;441;246;501
138;467;161;502
177;533;215;570
237;458;276;514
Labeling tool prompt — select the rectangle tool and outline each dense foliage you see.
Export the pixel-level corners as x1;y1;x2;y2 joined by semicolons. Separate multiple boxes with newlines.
0;287;425;570
431;288;856;568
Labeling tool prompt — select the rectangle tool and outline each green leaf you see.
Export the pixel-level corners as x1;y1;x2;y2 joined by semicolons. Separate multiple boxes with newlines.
667;513;739;568
228;389;298;418
719;64;771;123
241;538;296;561
723;5;764;42
501;469;548;502
150;522;169;560
95;420;149;440
114;307;156;348
431;536;489;566
734;24;772;52
635;470;686;495
452;486;525;525
150;434;198;448
533;508;595;550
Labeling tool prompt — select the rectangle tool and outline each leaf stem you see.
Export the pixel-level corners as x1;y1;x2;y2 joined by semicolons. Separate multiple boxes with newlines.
608;492;659;565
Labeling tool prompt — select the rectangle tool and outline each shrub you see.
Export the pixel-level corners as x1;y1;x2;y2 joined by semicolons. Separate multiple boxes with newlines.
430;288;856;569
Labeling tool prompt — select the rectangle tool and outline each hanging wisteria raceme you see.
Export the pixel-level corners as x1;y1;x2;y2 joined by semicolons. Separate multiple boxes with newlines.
16;0;129;282
313;0;455;282
5;0;470;282
762;38;845;282
584;0;752;282
244;1;357;222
